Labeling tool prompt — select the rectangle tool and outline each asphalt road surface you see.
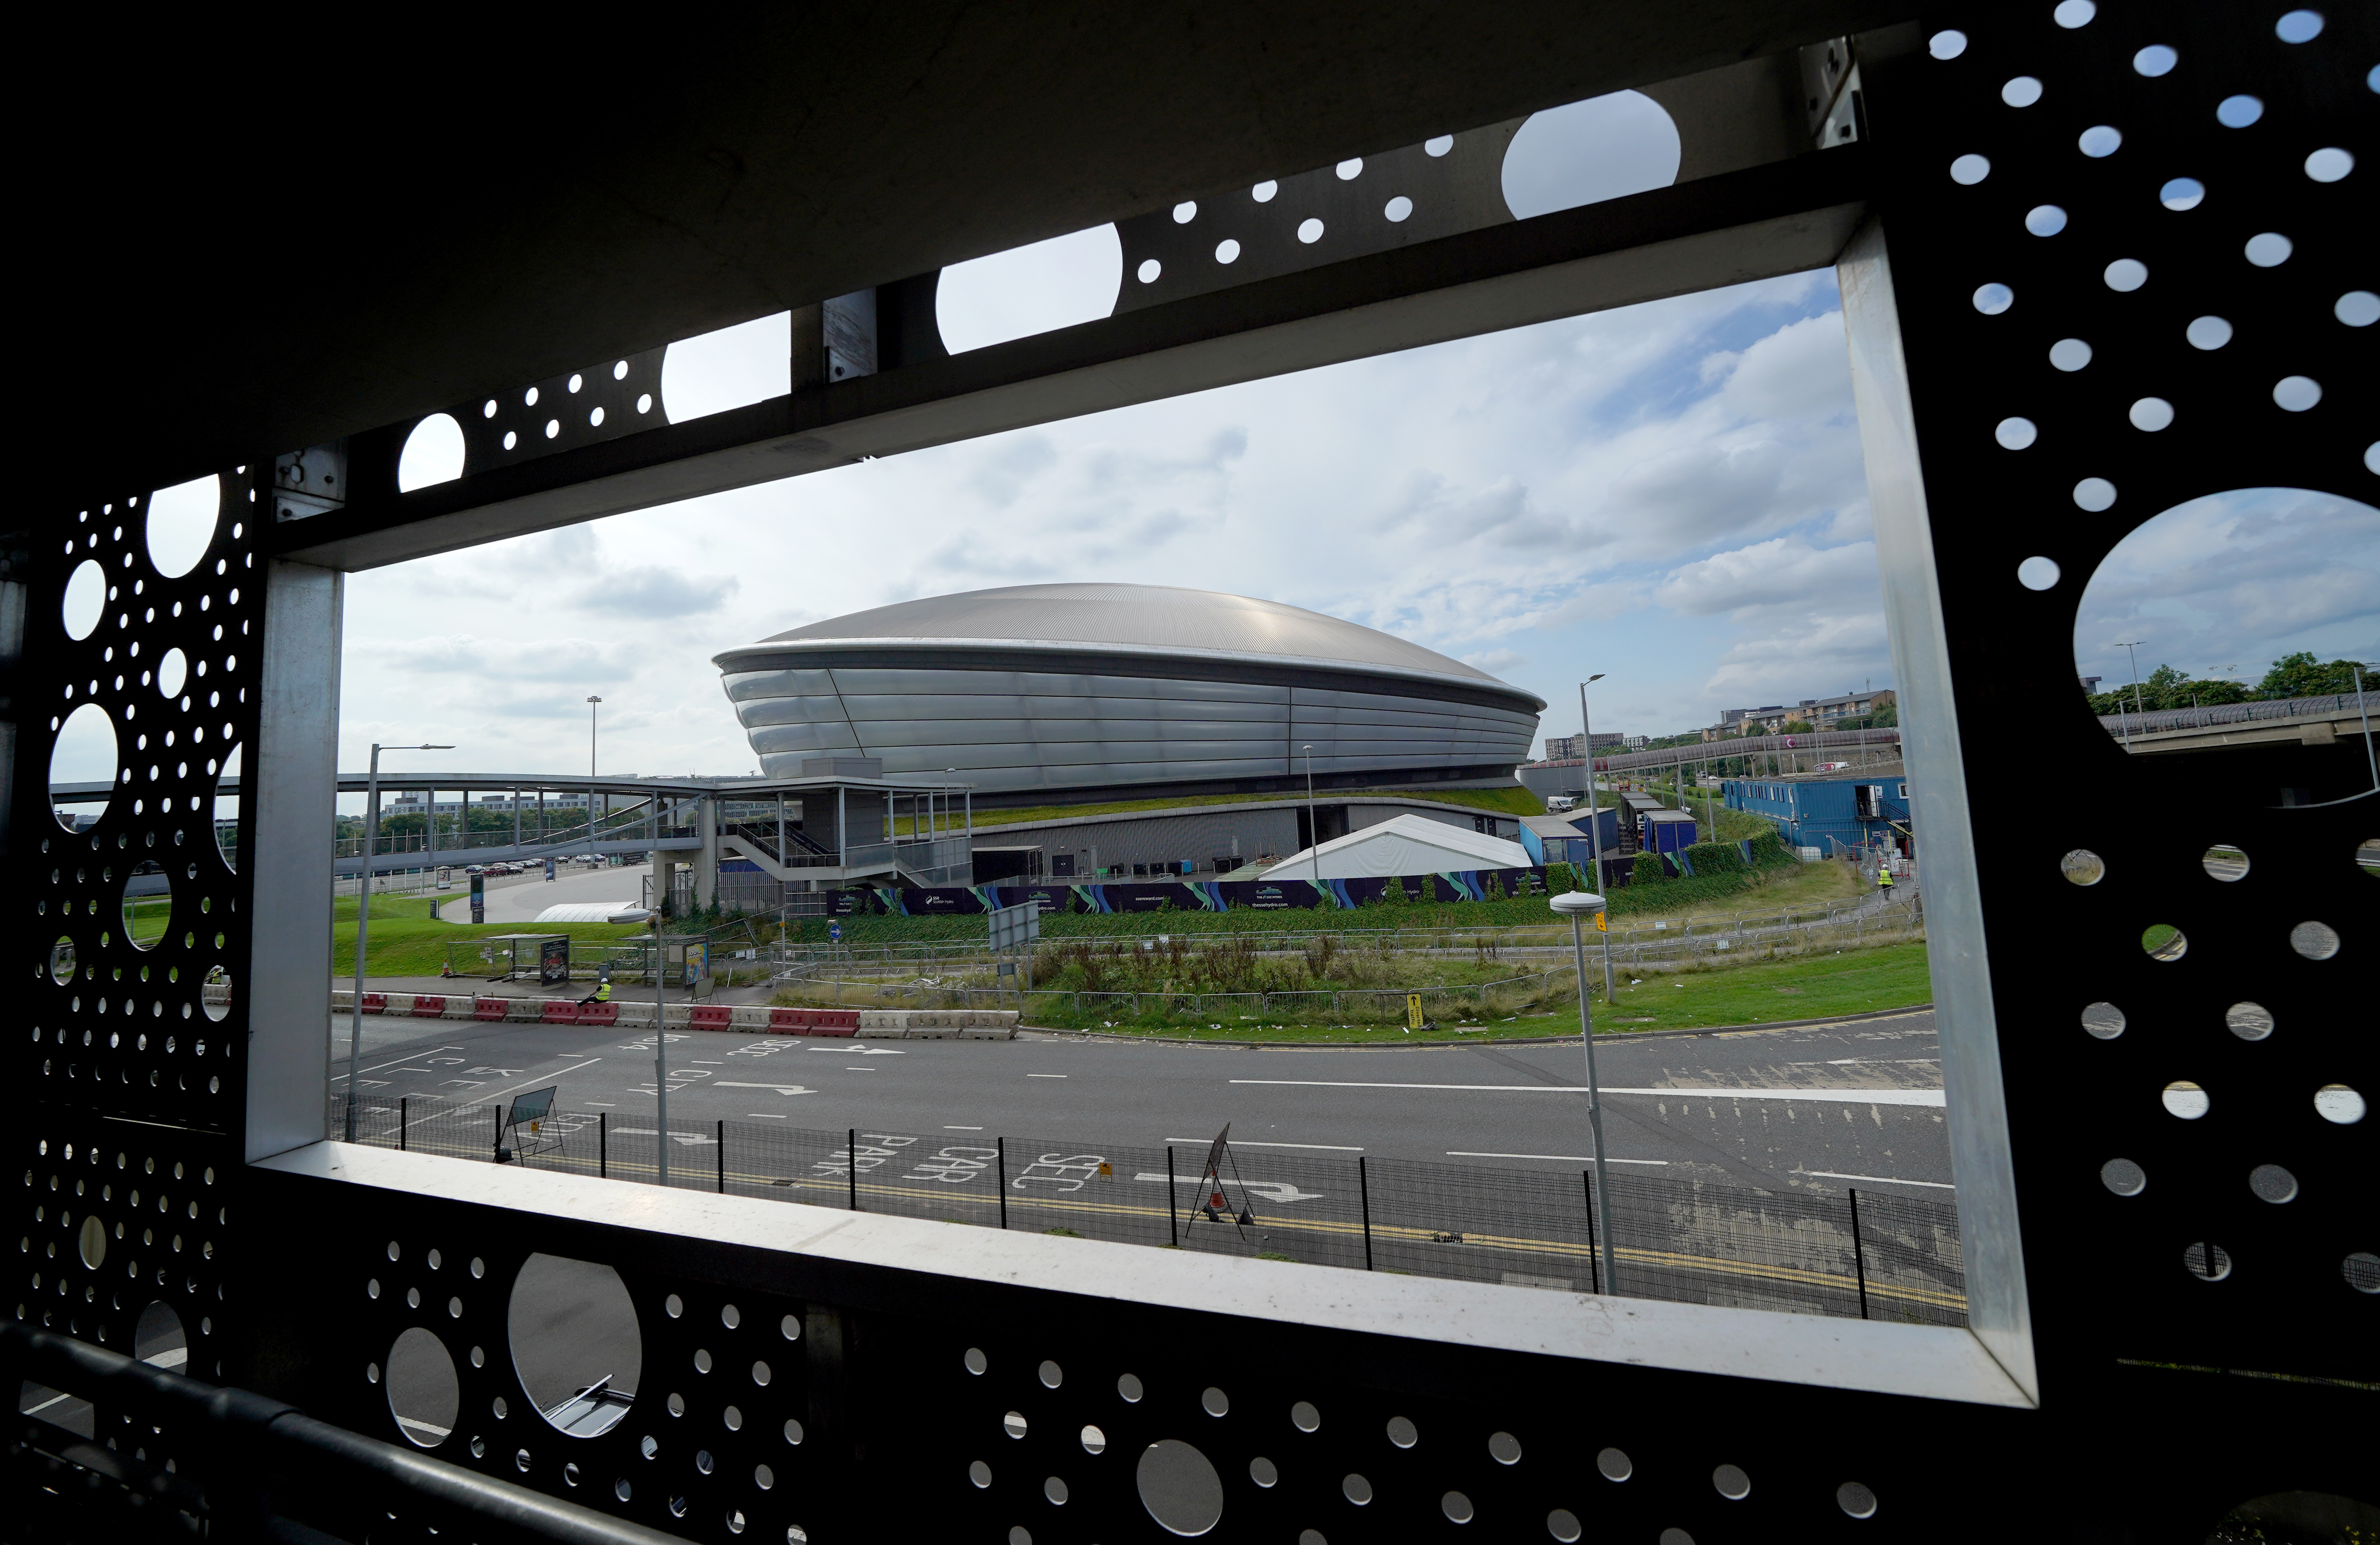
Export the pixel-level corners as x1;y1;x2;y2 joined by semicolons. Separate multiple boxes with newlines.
335;1012;1953;1196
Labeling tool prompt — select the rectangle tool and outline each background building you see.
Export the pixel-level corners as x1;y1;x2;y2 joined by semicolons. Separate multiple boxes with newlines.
715;583;1545;807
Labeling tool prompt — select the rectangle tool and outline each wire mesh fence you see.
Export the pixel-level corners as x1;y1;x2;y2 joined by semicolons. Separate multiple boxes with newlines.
332;1094;1964;1324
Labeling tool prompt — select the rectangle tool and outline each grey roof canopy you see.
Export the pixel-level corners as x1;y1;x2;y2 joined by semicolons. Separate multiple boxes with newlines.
713;584;1543;797
718;583;1545;706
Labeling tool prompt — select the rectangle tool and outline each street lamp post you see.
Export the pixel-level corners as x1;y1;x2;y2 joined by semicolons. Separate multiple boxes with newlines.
2111;641;2145;748
346;742;454;1142
1301;744;1322;886
608;907;670;1184
1550;888;1618;1294
1576;676;1616;1003
587;695;603;864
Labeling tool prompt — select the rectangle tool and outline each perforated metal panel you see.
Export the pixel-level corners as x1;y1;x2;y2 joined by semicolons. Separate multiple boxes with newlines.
1867;3;2374;1383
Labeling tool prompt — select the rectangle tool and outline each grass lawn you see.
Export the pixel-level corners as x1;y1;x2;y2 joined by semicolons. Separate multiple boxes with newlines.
333;896;653;977
795;939;1931;1044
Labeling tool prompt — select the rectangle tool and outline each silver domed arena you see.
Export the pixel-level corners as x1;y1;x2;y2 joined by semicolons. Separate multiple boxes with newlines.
712;583;1544;806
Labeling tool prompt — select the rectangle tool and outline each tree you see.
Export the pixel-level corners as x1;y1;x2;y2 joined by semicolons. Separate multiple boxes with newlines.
1631;853;1666;886
2257;651;2371;700
1779;720;1816;735
1544;861;1579;894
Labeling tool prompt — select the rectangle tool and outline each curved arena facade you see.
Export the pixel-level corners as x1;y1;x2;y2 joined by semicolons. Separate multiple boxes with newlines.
712;584;1544;804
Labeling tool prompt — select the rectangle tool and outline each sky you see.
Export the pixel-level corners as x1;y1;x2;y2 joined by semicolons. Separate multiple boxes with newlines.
333;267;1880;796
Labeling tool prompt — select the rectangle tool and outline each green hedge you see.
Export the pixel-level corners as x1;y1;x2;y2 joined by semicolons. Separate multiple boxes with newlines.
1682;839;1747;876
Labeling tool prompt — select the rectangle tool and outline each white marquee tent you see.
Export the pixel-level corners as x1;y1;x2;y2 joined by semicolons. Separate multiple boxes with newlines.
1228;812;1532;882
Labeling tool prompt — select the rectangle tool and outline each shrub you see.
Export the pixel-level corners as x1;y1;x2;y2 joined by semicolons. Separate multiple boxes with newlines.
1482;870;1507;902
1683;839;1747;876
1747;831;1794;869
1632;853;1667;886
1545;861;1580;894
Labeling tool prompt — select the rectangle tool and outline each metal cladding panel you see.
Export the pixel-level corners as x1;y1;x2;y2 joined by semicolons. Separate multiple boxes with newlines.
831;692;1293;724
822;667;1294;702
719;653;1536;796
720;667;842;702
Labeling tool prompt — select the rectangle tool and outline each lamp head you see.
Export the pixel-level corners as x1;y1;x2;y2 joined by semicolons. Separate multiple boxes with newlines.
1548;890;1608;916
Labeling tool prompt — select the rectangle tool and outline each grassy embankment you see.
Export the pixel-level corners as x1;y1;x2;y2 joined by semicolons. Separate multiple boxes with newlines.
841;940;1931;1044
784;827;1862;949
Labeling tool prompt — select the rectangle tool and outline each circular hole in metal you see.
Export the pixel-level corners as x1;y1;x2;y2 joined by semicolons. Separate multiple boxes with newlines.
2249;1164;2298;1204
1081;1425;1105;1455
2142;925;2187;961
2201;845;2250;881
1597;1447;1631;1481
1117;1372;1142;1402
1838;1481;1879;1519
386;1325;459;1448
1489;1431;1521;1465
1044;1475;1067;1505
2184;1242;2232;1282
1444;1492;1475;1524
1385;1416;1416;1449
2059;850;2104;886
970;1460;992;1489
2082;1002;2126;1040
2162;1081;2210;1119
1136;1439;1225;1537
2100;1159;2146;1197
1200;1387;1227;1417
1250;1456;1277;1487
1548;1509;1583;1542
964;1347;987;1376
2289;921;2339;960
1004;1411;1028;1440
1343;1473;1371;1505
507;1254;640;1438
1039;1359;1061;1389
1288;1399;1317;1432
2227;1003;2275;1041
2343;1253;2380;1294
2315;1084;2365;1124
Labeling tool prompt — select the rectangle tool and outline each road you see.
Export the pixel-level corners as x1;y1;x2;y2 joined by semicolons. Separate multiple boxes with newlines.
334;1011;1953;1196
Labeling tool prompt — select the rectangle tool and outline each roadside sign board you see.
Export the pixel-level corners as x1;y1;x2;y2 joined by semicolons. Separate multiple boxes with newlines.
1406;992;1425;1029
507;1086;557;1128
470;872;485;924
544;857;557;881
1596;910;1608;933
987;901;1041;952
539;937;571;985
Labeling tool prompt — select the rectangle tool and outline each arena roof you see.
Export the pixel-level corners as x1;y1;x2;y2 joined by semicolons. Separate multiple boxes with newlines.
735;583;1540;703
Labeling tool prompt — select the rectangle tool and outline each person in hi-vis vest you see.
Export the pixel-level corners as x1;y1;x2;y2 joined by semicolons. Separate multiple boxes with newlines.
1877;861;1895;892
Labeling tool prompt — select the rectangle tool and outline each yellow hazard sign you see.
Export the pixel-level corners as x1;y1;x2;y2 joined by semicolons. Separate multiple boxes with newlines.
1407;992;1425;1030
1096;1161;1114;1178
1595;911;1608;933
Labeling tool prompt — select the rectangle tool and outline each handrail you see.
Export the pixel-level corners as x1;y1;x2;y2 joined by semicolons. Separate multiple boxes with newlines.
1;1322;681;1544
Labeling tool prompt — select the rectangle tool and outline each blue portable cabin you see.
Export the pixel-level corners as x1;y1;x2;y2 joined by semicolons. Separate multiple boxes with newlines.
1638;808;1699;854
1720;772;1911;856
1518;807;1620;867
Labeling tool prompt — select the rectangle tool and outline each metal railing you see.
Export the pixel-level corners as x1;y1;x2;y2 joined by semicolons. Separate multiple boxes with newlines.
2094;690;2366;738
339;1098;1966;1326
2;1322;678;1545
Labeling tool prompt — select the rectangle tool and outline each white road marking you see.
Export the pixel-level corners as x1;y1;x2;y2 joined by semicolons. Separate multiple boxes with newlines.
1229;1080;1947;1107
845;1068;876;1072
1164;1139;1363;1151
712;1082;817;1096
747;1113;788;1119
945;1125;985;1130
332;1044;469;1083
1799;1170;1956;1189
469;1060;602;1104
1135;1175;1327;1204
1447;1151;1670;1165
1026;1074;1068;1079
399;1417;454;1438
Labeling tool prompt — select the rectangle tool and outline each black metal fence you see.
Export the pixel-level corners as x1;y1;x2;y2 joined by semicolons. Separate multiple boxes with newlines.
340;1094;1965;1326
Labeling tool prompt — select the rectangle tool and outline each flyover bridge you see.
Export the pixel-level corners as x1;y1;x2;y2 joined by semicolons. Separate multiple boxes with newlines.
50;767;978;900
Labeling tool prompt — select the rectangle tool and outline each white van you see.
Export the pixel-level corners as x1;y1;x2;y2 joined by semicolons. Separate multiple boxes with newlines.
1546;795;1576;812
